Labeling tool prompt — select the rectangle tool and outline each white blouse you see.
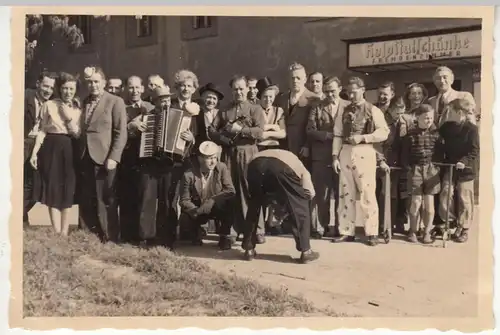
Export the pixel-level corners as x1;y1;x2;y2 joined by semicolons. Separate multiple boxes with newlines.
37;99;82;143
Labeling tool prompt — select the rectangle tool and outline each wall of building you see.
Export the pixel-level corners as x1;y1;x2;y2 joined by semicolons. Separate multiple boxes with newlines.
30;15;481;99
179;17;482;98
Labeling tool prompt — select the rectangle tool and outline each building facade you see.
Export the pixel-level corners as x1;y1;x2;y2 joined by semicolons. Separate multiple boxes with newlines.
30;15;482;108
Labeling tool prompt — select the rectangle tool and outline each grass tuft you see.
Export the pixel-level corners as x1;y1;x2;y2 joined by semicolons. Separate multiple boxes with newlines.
23;227;337;317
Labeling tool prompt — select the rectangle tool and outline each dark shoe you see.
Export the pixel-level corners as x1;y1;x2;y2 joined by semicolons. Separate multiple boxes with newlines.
452;227;463;240
310;231;323;239
407;232;418;243
422;233;433;244
256;234;266;244
267;226;283;236
218;236;232;250
299;250;320;264
431;225;444;237
191;238;203;246
323;227;338;238
366;235;379;246
455;229;469;243
236;234;243;242
244;249;257;261
332;235;355;243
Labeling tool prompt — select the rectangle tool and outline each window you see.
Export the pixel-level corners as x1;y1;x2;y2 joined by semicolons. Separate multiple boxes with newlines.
68;15;92;46
192;16;213;30
126;16;158;48
182;16;218;40
136;16;153;37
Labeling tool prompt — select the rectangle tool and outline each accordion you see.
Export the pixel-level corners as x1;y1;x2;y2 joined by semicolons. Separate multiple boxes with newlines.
139;107;193;159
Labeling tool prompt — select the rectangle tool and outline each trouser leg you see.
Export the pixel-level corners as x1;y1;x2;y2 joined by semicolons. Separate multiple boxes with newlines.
338;147;358;236
351;146;378;237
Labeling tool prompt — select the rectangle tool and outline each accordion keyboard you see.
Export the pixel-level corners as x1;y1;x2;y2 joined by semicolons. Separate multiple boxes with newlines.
139;114;157;158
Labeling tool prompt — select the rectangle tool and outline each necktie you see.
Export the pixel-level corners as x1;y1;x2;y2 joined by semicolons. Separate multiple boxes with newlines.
438;95;445;116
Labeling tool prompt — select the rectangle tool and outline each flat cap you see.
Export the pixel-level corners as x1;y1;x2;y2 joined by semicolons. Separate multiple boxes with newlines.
199;141;220;156
153;85;174;100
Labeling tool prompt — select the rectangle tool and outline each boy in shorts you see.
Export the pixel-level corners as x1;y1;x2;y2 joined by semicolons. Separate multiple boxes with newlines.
400;104;444;244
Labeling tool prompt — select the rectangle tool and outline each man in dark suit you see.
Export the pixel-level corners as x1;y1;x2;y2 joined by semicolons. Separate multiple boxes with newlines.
179;141;236;247
77;66;128;243
118;75;155;243
23;71;56;226
306;76;349;239
275;62;321;166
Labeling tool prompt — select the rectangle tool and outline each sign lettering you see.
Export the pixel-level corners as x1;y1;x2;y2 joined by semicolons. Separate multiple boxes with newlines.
348;30;481;68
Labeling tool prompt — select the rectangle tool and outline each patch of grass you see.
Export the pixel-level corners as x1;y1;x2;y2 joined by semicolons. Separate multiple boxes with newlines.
23;227;337;317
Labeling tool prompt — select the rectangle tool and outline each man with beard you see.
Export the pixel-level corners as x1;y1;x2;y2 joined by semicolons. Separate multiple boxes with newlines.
275;62;321;166
24;71;56;227
332;77;389;246
105;77;124;97
247;76;260;105
118;75;155;243
179;141;236;245
307;71;325;100
217;75;266;249
77;66;128;244
306;76;349;239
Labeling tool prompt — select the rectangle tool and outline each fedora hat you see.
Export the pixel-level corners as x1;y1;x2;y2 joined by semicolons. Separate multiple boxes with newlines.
199;82;224;101
256;77;279;99
153;85;174;100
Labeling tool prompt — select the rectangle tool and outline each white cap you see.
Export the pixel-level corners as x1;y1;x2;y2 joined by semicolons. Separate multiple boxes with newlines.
199;141;220;156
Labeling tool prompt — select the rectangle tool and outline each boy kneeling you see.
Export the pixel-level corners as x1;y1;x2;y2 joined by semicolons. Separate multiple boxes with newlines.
401;104;444;244
438;98;479;243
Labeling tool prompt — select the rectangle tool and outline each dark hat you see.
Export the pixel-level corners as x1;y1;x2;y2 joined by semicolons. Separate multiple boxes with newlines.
256;77;279;99
199;82;224;101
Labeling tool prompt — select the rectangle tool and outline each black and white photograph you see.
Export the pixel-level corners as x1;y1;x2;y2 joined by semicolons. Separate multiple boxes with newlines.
12;6;494;331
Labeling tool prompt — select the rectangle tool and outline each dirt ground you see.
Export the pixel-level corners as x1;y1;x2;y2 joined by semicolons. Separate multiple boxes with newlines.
28;203;480;317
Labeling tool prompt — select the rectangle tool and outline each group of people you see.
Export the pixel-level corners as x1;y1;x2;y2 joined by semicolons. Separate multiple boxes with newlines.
23;61;479;264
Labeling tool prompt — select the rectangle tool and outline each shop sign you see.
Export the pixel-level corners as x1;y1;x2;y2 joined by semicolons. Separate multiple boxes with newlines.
348;30;481;68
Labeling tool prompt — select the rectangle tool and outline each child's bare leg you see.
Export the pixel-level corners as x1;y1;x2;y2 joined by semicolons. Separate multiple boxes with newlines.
422;195;435;234
408;195;422;242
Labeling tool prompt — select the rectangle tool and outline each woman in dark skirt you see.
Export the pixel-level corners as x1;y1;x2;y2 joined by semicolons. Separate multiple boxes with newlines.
29;72;82;236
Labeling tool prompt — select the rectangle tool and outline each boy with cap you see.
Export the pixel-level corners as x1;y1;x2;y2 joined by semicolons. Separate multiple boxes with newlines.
179;141;236;248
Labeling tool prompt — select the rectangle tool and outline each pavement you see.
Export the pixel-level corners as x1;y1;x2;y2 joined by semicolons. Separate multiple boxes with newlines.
27;203;480;317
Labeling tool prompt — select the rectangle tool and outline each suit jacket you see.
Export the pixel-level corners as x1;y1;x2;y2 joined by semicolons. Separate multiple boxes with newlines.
218;100;266;146
179;161;236;213
194;107;226;152
427;89;477;126
276;88;321;155
79;91;128;165
306;98;349;162
24;89;40;162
